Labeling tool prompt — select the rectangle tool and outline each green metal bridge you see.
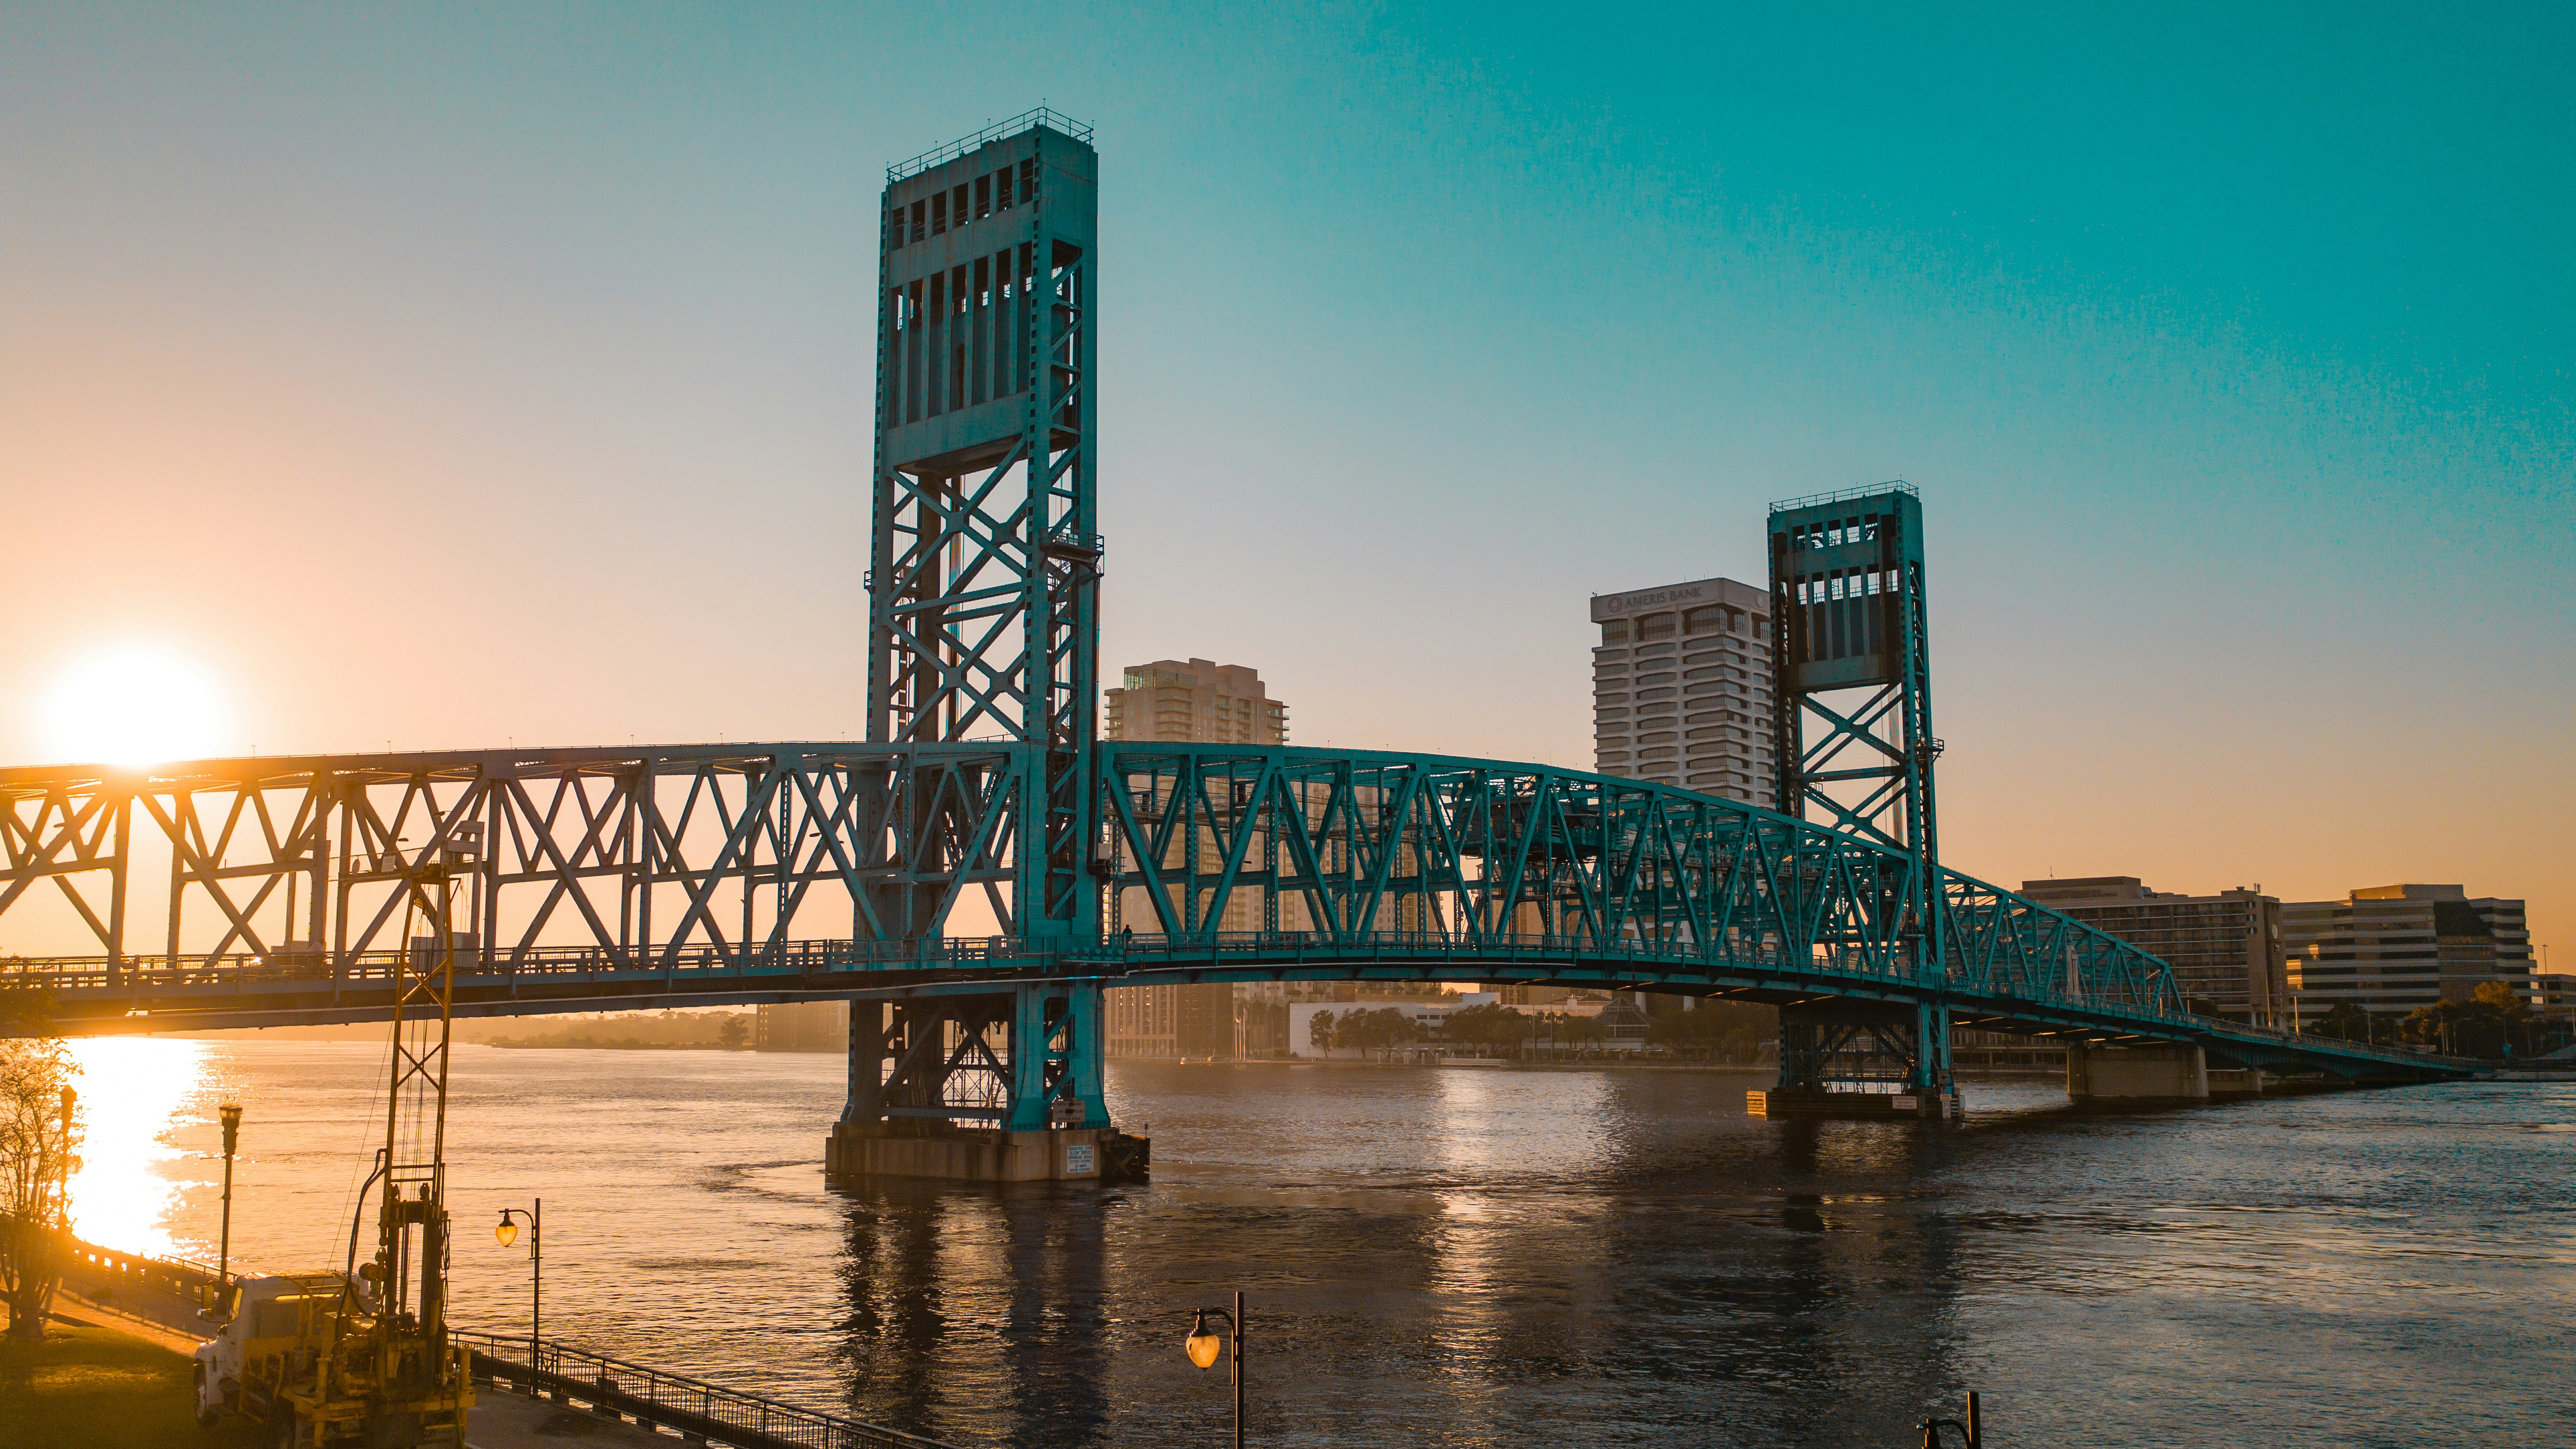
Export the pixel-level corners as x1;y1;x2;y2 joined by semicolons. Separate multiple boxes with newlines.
0;112;2467;1140
0;740;2464;1108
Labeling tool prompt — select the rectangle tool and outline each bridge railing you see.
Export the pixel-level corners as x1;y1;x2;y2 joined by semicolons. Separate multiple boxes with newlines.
0;936;1036;993
0;928;2472;1073
1;927;2195;1023
459;1329;951;1449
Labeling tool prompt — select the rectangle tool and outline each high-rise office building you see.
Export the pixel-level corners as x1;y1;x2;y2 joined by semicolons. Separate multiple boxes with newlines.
1590;577;1774;806
1102;658;1289;1058
2281;884;2533;1021
2018;877;2288;1024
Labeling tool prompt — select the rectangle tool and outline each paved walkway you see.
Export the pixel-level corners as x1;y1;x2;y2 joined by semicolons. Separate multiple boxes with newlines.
39;1289;672;1448
44;1290;209;1354
466;1384;676;1448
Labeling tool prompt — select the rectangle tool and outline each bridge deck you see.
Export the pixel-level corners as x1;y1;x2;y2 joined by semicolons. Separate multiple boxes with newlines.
0;932;2465;1081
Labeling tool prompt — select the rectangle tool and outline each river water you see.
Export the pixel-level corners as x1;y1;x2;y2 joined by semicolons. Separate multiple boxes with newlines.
58;1037;2576;1448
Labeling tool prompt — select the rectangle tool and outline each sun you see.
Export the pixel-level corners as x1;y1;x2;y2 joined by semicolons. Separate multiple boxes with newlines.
39;646;229;766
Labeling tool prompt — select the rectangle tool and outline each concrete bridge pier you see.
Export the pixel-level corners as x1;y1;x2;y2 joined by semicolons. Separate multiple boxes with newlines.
2066;1041;2209;1104
827;981;1143;1184
2205;1066;2267;1099
1749;1000;1960;1120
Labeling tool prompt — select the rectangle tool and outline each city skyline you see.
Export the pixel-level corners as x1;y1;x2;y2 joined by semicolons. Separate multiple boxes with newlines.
1;4;2565;960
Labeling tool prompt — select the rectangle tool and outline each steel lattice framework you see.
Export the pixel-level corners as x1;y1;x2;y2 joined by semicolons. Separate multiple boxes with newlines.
0;742;2464;1085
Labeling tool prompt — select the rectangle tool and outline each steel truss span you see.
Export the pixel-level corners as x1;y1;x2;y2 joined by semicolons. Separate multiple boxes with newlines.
0;742;2460;1082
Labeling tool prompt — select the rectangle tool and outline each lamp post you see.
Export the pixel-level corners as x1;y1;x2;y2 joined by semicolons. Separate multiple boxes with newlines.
1183;1291;1245;1449
216;1103;241;1306
496;1201;540;1369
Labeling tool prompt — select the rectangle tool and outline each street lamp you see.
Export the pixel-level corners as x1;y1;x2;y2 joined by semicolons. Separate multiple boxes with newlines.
215;1104;241;1312
1183;1291;1246;1449
496;1201;541;1369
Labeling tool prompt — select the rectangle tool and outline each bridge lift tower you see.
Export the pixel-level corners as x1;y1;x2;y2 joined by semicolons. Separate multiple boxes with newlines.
1767;484;1957;1113
830;112;1117;1179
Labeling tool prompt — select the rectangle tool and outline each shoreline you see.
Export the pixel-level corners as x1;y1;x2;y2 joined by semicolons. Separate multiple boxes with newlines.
1127;1056;2071;1081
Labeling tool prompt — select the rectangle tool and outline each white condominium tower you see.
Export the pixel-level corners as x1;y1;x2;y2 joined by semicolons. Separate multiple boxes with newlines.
1104;657;1289;745
1590;576;1775;808
1101;658;1291;1059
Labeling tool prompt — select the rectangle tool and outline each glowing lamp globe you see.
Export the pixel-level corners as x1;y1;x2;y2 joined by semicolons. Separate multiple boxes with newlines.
1185;1309;1223;1369
495;1213;518;1247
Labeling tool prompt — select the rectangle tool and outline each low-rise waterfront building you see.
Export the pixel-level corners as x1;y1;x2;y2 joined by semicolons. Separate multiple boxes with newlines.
2536;974;2576;1017
755;1000;848;1051
2280;884;2533;1022
2018;877;2288;1025
1494;984;1612;1007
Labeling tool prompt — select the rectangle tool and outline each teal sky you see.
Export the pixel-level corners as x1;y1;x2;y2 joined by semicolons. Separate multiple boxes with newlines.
2;4;2568;955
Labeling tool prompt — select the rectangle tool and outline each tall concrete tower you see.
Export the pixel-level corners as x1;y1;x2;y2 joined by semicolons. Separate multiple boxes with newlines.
867;112;1099;945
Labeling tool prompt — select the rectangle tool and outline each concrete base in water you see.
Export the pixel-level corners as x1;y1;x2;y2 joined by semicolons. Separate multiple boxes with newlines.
2067;1042;2209;1103
1748;1089;1959;1120
2206;1068;2267;1099
826;1122;1143;1183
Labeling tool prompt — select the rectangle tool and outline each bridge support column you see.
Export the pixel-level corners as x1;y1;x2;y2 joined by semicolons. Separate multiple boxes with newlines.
827;983;1138;1185
2066;1041;2208;1104
2205;1066;2267;1099
1002;981;1109;1133
1749;1002;1956;1121
1912;1001;1954;1095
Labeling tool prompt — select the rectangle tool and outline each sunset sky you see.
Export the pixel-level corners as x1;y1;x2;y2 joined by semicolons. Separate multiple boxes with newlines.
3;5;2567;958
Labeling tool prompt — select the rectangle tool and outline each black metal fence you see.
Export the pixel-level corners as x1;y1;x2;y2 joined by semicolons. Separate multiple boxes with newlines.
458;1331;952;1449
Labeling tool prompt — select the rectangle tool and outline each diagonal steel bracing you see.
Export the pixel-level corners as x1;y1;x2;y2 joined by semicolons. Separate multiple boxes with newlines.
868;118;1098;954
0;742;2468;1088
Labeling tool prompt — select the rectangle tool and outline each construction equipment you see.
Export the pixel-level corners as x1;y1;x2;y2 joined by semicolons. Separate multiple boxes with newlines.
195;835;477;1446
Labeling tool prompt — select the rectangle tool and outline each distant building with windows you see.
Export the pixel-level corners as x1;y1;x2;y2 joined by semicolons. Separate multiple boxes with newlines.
754;1001;848;1052
2535;975;2575;1018
1105;658;1287;745
1589;576;1773;807
2280;884;2533;1021
2019;877;2288;1025
1102;658;1292;1058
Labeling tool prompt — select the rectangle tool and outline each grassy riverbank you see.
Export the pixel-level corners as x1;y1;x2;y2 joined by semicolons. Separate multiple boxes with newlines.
0;1316;261;1449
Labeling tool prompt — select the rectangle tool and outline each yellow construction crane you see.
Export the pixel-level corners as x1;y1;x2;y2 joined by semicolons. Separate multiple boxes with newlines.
197;831;478;1447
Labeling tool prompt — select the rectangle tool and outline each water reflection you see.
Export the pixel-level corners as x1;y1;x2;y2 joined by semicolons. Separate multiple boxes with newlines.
63;1036;209;1258
49;1043;2576;1447
811;1065;1987;1448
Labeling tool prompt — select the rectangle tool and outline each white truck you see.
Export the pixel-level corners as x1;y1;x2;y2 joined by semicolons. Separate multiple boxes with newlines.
191;1273;358;1433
